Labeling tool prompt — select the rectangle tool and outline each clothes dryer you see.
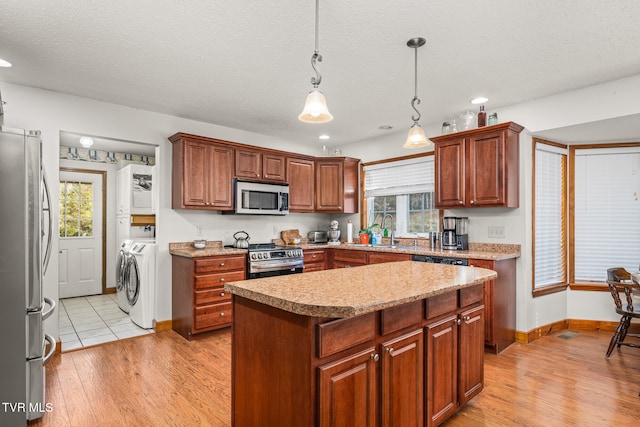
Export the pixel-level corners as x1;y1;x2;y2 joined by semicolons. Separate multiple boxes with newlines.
123;241;156;329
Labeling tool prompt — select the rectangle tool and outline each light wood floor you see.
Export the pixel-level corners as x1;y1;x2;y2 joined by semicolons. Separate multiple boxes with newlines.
32;328;640;426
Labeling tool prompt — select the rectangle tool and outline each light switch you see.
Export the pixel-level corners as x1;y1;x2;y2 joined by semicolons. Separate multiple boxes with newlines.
488;225;506;238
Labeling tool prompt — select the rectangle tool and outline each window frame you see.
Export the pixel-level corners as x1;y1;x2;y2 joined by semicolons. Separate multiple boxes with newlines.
360;152;440;234
532;138;569;297
568;142;640;292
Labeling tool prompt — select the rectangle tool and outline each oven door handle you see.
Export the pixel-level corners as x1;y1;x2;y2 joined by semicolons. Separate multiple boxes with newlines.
249;260;304;272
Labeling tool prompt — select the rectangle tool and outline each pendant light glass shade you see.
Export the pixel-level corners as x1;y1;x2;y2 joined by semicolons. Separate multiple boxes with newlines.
298;89;333;123
403;123;429;148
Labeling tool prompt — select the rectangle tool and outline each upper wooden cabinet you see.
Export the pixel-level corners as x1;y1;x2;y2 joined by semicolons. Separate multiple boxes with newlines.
315;157;359;213
235;148;286;182
170;134;234;210
431;122;524;208
169;132;360;213
286;156;315;212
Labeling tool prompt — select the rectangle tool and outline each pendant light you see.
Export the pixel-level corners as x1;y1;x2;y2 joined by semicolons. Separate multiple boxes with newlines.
298;0;333;124
403;37;431;149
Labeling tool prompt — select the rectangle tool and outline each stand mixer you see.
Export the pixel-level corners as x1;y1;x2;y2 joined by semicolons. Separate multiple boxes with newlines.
327;220;341;245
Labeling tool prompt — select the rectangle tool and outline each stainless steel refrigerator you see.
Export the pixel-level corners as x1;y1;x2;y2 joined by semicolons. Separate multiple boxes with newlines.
0;95;56;425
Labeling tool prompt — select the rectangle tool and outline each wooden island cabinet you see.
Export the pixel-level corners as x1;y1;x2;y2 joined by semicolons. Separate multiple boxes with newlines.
225;261;495;427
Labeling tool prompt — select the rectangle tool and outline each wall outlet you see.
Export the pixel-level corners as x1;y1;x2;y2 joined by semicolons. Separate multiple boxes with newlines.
488;225;506;239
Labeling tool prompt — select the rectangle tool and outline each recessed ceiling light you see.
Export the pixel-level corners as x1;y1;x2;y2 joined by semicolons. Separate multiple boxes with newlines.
470;97;488;104
379;125;393;130
0;59;12;68
318;134;330;140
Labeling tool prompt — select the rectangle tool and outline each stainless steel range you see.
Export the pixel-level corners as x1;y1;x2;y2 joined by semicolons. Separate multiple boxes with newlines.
246;243;304;279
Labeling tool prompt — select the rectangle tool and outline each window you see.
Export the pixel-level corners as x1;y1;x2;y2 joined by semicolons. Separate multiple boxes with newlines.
533;140;568;295
572;145;640;283
59;180;94;237
363;155;438;236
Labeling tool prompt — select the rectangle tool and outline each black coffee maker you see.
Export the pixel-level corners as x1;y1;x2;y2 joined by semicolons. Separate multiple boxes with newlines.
455;217;469;251
442;217;457;250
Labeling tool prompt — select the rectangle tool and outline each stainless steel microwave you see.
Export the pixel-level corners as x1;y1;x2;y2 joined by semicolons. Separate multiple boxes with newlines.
232;180;289;215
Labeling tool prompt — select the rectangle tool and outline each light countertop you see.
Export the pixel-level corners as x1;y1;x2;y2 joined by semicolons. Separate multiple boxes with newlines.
224;261;496;318
169;240;520;261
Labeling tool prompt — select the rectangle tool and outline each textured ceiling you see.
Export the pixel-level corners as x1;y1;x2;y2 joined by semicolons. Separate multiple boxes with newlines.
2;0;640;147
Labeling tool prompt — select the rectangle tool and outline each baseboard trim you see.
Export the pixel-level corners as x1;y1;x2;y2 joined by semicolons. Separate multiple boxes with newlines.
154;320;172;332
516;318;640;344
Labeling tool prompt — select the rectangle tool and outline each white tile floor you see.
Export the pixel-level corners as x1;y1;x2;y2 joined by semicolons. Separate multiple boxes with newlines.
59;294;153;352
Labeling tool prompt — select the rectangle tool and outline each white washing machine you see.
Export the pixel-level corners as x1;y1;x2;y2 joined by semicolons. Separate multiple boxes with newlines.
116;239;134;313
124;241;156;329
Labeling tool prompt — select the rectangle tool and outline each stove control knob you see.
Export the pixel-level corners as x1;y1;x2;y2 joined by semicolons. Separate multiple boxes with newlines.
258;253;263;259
250;253;256;260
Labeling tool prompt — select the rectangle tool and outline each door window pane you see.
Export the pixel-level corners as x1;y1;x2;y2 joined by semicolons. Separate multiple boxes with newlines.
60;180;93;238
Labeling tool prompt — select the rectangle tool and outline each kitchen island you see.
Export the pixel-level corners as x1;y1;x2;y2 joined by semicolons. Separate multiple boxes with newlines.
224;261;497;427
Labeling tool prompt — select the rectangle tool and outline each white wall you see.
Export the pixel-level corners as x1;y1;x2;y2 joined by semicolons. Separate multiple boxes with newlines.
6;73;640;340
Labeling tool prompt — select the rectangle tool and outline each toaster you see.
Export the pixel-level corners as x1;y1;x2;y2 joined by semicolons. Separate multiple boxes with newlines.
308;231;328;243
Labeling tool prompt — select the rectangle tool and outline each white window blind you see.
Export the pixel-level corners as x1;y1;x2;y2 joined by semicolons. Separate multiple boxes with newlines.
534;143;567;288
364;156;434;198
574;147;640;281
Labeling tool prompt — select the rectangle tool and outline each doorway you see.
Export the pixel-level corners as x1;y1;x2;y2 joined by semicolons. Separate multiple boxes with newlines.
58;169;106;298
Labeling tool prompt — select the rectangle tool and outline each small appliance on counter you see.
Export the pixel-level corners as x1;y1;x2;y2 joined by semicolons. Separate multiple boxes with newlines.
441;217;458;250
455;217;469;250
327;220;341;245
307;231;328;244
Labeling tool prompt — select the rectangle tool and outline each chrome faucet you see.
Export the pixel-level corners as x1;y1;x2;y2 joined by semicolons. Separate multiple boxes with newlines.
382;214;399;245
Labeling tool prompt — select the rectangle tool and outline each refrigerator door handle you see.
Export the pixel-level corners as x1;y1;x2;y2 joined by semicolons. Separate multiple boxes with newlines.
42;167;53;275
43;334;56;364
42;297;56;321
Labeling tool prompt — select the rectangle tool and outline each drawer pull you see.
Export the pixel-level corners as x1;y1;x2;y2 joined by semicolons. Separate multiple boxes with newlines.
220;278;225;282
219;262;225;267
220;312;225;317
220;292;225;297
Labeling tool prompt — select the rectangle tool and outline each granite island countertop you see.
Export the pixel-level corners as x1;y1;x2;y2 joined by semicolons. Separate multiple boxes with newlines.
224;261;496;318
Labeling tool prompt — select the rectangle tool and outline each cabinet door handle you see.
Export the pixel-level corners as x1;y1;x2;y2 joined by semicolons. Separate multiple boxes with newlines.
386;347;394;355
463;315;471;322
456;318;462;325
470;200;475;205
370;353;379;361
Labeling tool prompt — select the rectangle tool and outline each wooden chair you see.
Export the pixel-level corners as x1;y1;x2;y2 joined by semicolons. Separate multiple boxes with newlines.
605;268;640;358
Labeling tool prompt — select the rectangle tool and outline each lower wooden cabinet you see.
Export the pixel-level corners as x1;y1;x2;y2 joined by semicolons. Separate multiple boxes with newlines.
303;249;326;272
425;289;485;427
468;258;516;353
172;254;245;339
381;330;424;427
331;249;368;268
318;347;378;427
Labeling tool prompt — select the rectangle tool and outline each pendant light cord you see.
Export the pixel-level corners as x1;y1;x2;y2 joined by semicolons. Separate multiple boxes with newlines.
310;0;323;88
411;46;421;123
